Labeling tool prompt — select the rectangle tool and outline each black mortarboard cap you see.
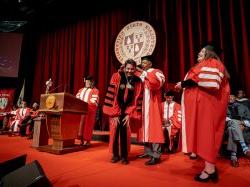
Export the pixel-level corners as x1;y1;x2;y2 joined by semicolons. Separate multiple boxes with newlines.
164;90;175;96
201;41;223;55
141;55;153;62
84;75;93;81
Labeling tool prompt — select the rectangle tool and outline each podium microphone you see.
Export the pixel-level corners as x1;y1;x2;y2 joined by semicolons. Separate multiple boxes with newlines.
45;78;52;86
49;84;63;93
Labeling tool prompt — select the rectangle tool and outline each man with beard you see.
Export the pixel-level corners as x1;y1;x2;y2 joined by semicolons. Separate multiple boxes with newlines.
103;59;142;164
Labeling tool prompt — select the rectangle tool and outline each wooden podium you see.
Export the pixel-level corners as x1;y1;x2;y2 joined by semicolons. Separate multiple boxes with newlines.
35;92;88;154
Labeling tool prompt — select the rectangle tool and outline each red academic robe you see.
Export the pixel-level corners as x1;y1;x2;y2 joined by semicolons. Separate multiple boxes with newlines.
11;107;31;132
103;72;142;153
181;58;230;164
76;87;99;141
161;101;181;150
136;68;165;143
25;109;40;135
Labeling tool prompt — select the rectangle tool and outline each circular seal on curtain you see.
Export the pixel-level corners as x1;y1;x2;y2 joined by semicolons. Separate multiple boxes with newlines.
114;21;156;65
46;95;56;109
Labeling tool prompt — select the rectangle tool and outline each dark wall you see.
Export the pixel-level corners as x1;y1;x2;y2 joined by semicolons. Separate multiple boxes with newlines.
0;24;38;105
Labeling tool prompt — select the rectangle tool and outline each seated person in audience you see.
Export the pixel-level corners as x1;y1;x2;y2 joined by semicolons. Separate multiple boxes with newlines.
9;101;31;136
161;91;181;153
236;89;250;110
226;94;250;167
20;102;40;139
0;113;5;130
0;105;18;134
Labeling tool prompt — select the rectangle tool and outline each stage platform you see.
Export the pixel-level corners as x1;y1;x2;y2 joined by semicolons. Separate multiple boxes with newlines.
1;134;250;187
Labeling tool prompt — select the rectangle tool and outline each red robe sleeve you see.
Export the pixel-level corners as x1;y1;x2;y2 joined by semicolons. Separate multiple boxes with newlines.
137;69;165;91
103;73;121;117
88;88;99;111
170;103;181;129
188;59;225;92
15;108;21;120
76;88;84;99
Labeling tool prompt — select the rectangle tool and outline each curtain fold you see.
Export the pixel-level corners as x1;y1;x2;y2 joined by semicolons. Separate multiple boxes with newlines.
32;0;250;103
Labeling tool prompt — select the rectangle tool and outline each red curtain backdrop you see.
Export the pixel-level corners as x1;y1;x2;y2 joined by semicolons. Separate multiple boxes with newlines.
32;0;249;103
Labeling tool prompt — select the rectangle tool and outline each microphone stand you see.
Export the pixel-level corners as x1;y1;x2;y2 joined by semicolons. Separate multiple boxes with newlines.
48;84;63;93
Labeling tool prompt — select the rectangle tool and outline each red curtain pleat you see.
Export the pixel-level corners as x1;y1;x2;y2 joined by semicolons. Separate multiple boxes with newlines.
32;0;250;103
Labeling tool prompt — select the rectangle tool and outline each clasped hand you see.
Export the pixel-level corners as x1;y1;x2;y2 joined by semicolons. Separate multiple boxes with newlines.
111;115;130;127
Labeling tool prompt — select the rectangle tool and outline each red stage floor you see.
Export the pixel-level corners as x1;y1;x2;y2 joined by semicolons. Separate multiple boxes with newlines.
1;135;250;187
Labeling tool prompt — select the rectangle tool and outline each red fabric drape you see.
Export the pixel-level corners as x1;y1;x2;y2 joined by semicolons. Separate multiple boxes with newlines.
32;0;250;103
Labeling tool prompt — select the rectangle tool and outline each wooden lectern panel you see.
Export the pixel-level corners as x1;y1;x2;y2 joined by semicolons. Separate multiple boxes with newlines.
47;113;82;140
35;92;88;154
39;92;87;114
32;116;49;148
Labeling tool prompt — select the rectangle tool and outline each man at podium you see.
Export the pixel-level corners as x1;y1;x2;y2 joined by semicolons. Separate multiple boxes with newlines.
76;76;99;146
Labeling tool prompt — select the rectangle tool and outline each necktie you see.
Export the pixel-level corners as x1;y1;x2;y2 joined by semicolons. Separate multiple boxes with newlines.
167;103;170;120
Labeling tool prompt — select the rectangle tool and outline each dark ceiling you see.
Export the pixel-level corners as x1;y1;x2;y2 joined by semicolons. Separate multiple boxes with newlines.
0;0;54;20
0;0;142;32
0;0;58;31
0;0;141;20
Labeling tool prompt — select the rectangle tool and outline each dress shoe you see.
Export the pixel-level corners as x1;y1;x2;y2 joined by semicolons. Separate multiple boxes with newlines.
27;135;33;140
111;156;120;163
189;155;198;160
121;158;129;165
84;141;91;147
245;150;250;157
145;157;160;165
136;153;150;159
194;168;218;183
231;159;239;167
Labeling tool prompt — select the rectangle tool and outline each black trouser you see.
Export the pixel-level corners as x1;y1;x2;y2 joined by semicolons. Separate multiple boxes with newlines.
144;143;162;159
27;120;34;137
113;115;128;159
19;117;32;136
162;128;170;152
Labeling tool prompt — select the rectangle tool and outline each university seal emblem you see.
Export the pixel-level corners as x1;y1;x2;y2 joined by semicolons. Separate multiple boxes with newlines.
46;95;56;109
114;21;156;64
